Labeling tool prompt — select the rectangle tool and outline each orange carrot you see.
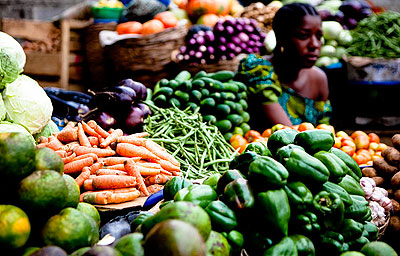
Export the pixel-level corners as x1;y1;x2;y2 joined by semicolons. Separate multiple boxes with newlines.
87;120;110;138
145;140;180;166
100;156;140;166
124;159;149;196
64;157;94;174
96;169;127;176
62;152;77;164
73;153;98;162
171;171;181;176
91;175;136;190
104;164;126;171
145;174;171;186
57;127;78;143
116;143;160;162
130;132;149;138
87;136;99;147
77;123;91;147
82;188;140;204
54;150;67;158
83;179;93;191
89;161;104;174
73;146;116;157
137;162;162;169
157;159;181;172
81;120;101;138
160;169;173;176
63;121;76;130
137;165;161;176
60;141;80;152
116;136;146;146
75;167;91;187
101;128;123;148
37;136;49;144
147;184;164;194
46;136;64;151
36;142;49;149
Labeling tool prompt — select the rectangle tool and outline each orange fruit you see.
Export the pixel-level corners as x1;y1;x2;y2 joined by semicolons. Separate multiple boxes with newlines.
369;142;379;151
116;21;143;35
334;137;341;148
341;139;356;149
141;19;165;35
196;13;220;27
298;122;314;132
336;131;350;139
341;146;355;156
368;133;380;144
262;128;272;138
316;124;335;134
351;130;368;139
0;205;31;249
354;135;370;150
154;11;178;28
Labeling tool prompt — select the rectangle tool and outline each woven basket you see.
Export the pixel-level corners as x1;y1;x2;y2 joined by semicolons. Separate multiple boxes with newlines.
104;25;187;87
377;212;391;240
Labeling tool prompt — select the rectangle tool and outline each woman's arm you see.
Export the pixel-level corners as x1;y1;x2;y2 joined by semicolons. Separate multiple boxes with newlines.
312;66;329;101
262;102;293;126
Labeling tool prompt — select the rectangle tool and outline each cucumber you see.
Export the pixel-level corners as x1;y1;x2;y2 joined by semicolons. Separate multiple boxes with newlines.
227;114;244;127
222;82;239;93
237;91;248;100
224;133;234;141
193;70;208;80
210;92;222;102
179;80;192;91
224;100;236;110
241;111;250;123
231;81;247;92
175;70;191;83
159;78;169;87
239;99;248;110
200;98;216;109
201;88;210;97
233;127;244;136
215;120;233;133
221;92;236;101
209;71;235;81
187;102;198;111
153;94;168;107
192;79;205;89
200;77;225;91
240;123;251;134
168;80;180;90
169;98;181;108
154;87;174;98
190;90;202;102
234;103;243;113
174;90;190;103
216;104;231;116
203;115;217;124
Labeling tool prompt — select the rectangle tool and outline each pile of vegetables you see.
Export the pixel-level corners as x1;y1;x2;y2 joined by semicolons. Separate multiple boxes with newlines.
176;17;266;65
158;128;394;255
240;1;282;34
151;70;251;140
84;79;150;134
0;32;57;145
143;103;237;179
346;11;400;58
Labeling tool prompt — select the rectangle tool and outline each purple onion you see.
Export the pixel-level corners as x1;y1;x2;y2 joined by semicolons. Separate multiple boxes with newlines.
253;47;260;53
237;18;245;26
255;41;264;48
226;26;235;35
221;55;227;61
200;59;207;64
177;54;184;61
224;18;236;26
247;48;254;53
209;54;215;60
243;18;251;25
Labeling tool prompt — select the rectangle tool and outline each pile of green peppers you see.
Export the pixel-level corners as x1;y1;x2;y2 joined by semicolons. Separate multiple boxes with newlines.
161;129;379;256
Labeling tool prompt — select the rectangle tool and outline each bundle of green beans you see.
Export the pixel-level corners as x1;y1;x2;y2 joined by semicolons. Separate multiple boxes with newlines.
346;11;400;58
143;103;238;179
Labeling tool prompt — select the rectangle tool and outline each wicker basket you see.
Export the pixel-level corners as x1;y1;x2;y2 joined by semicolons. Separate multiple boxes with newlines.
377;212;391;240
104;25;188;87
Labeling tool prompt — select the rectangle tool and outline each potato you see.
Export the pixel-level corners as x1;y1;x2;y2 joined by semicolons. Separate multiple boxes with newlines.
372;176;385;187
391;199;400;215
387;188;394;198
382;147;400;165
394;189;400;202
392;134;400;151
389;215;400;232
373;158;398;177
391;172;400;188
362;167;377;178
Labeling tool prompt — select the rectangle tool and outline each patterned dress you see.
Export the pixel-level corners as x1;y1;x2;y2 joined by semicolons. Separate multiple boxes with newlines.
236;54;332;129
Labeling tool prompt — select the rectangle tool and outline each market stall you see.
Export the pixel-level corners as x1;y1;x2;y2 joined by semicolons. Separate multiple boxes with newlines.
1;0;400;255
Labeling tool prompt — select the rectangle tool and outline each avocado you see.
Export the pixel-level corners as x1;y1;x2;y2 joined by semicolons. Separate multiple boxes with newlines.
206;231;231;256
31;246;68;256
82;246;122;256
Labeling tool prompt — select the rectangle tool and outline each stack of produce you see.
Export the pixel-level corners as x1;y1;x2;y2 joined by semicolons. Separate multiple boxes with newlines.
185;0;232;23
36;120;181;204
0;132;101;254
361;134;400;234
240;1;282;34
176;17;265;65
0;32;58;144
130;128;397;255
84;79;150;134
151;70;251;140
143;103;237;179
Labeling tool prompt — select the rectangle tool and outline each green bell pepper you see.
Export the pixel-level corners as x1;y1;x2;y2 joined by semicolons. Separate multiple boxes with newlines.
174;184;217;208
330;147;362;181
284;181;313;211
347;236;369;251
294;129;335;154
244;232;274;256
130;212;154;232
289;234;315;256
216;169;245;195
321;181;353;207
341;219;364;241
344;195;371;222
163;176;193;201
226;230;244;255
159;200;173;209
285;148;330;185
276;144;305;163
221;178;255;211
263;237;298;256
203;173;222;191
267;128;299;156
229;151;258;174
248;156;289;190
314;151;348;183
257;188;291;237
313;191;344;230
205;200;237;232
318;231;348;255
363;221;378;241
292;211;321;236
338;175;365;196
244;141;272;157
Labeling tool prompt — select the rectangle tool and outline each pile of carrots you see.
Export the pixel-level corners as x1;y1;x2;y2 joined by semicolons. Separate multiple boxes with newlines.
36;120;181;205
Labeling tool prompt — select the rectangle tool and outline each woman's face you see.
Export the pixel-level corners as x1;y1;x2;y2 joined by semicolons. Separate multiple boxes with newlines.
286;15;323;68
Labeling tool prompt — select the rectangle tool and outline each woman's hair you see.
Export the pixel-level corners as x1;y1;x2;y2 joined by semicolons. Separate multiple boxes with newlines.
272;3;319;42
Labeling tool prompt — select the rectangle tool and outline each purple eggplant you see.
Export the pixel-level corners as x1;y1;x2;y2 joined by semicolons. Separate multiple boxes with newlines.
84;110;117;131
232;36;242;45
236;24;244;32
204;31;215;42
125;106;145;131
113;85;137;101
318;9;333;21
334;11;345;23
117;79;147;101
244;24;254;33
340;1;362;16
137;102;151;118
189;50;196;56
199;45;207;52
219;36;227;44
207;46;215;54
227;43;236;51
214;24;225;33
188;38;197;46
179;46;187;53
196;36;205;45
249;34;261;42
225;26;235;35
218;45;227;52
238;32;249;42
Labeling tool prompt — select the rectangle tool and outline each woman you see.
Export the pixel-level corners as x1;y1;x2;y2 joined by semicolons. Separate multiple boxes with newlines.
236;3;332;131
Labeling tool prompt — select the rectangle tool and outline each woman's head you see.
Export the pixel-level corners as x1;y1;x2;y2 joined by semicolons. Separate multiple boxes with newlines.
272;3;323;68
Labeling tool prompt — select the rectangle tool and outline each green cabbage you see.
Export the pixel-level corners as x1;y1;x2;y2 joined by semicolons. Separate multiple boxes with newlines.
322;21;343;41
2;75;53;135
0;121;35;146
0;93;6;121
0;32;26;89
33;120;60;143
